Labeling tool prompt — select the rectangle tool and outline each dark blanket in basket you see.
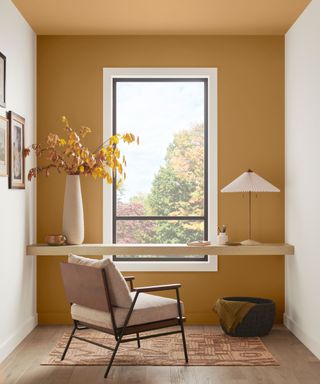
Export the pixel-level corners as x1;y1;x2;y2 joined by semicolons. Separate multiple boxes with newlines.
214;298;255;333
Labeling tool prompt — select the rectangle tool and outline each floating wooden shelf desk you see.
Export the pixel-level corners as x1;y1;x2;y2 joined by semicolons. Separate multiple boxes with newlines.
26;243;294;256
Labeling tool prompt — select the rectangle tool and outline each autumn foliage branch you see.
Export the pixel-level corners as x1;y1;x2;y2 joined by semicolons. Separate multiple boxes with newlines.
24;116;138;187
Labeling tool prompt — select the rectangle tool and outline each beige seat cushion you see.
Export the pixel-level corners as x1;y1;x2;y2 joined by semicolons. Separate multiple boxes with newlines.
68;254;132;308
71;292;184;329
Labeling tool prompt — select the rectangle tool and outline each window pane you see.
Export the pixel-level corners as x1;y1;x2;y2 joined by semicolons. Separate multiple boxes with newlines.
116;219;205;244
115;80;205;218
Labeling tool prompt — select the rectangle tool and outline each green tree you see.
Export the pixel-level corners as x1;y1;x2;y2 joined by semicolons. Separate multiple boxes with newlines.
147;124;205;243
148;166;195;216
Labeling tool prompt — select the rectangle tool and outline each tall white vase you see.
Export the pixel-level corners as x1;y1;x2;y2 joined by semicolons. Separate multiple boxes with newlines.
62;175;84;245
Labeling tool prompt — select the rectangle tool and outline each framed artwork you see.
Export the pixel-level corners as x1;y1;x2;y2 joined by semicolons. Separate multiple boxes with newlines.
0;115;8;176
8;111;25;189
0;52;5;108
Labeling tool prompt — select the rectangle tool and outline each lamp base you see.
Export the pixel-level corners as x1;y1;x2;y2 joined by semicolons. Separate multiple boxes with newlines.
240;239;261;246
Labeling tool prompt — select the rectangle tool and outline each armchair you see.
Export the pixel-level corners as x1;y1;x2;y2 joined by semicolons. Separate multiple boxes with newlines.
60;255;188;378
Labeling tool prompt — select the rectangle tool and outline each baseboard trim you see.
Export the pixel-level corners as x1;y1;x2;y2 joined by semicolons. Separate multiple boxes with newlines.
284;313;320;359
0;314;38;363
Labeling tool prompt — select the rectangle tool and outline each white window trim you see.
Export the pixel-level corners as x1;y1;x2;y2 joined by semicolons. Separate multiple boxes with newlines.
103;67;218;272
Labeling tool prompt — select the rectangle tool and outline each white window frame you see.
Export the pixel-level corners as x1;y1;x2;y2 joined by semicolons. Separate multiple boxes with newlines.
103;68;218;272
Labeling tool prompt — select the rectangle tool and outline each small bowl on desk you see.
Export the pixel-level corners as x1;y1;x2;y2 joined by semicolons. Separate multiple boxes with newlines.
45;234;67;246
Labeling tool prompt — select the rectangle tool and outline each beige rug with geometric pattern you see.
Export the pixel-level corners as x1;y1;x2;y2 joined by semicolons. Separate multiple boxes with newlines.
42;327;278;366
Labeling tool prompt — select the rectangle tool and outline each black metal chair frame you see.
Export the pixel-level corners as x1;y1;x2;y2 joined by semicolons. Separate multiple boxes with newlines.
60;263;188;379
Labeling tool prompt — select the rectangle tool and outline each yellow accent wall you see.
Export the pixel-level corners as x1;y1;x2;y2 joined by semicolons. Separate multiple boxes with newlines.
37;36;284;324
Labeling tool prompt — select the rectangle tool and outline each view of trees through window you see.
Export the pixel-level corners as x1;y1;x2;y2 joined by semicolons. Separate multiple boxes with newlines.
113;79;208;258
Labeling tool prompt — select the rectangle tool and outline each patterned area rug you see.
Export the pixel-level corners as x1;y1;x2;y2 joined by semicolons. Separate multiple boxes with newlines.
42;327;278;366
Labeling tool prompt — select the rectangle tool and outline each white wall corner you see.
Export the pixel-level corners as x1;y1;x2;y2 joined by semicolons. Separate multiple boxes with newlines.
0;315;38;364
0;0;37;364
284;313;320;359
285;0;320;362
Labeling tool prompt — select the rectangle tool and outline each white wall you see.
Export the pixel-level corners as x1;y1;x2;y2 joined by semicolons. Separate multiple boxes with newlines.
0;0;37;363
285;0;320;359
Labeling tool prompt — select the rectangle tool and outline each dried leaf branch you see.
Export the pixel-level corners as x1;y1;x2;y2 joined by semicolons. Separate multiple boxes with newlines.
25;116;138;187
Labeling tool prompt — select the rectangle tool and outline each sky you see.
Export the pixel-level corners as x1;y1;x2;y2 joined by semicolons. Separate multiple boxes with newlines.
116;80;205;202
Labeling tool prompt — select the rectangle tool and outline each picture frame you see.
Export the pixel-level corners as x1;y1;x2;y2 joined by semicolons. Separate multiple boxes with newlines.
0;52;6;108
0;115;8;176
8;111;25;189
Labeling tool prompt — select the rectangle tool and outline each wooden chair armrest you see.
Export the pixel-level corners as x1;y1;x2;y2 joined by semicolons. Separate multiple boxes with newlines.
134;284;181;293
124;276;135;291
124;276;135;282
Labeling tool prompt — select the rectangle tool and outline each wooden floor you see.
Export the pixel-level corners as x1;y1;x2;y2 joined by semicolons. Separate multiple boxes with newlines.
0;325;319;384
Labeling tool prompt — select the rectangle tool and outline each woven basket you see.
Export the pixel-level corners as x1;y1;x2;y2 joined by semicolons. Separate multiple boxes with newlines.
220;297;276;337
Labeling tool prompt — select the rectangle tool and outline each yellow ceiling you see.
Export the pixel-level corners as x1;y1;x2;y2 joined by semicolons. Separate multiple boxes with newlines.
12;0;310;35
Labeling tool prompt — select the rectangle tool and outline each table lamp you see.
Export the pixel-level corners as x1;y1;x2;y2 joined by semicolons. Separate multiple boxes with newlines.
221;169;280;245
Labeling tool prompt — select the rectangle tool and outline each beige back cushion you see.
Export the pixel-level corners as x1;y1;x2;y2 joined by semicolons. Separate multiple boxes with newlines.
68;254;132;308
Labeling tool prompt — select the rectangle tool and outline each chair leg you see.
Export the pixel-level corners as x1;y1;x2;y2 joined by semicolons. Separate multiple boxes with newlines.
61;322;77;361
104;334;123;378
176;288;188;363
136;333;141;348
180;321;189;363
104;291;139;378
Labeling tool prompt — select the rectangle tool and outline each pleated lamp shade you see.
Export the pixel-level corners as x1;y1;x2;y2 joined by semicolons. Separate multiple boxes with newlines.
221;169;279;245
221;169;280;193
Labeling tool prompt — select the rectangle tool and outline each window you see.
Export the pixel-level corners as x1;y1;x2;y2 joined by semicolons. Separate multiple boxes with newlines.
104;68;217;272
